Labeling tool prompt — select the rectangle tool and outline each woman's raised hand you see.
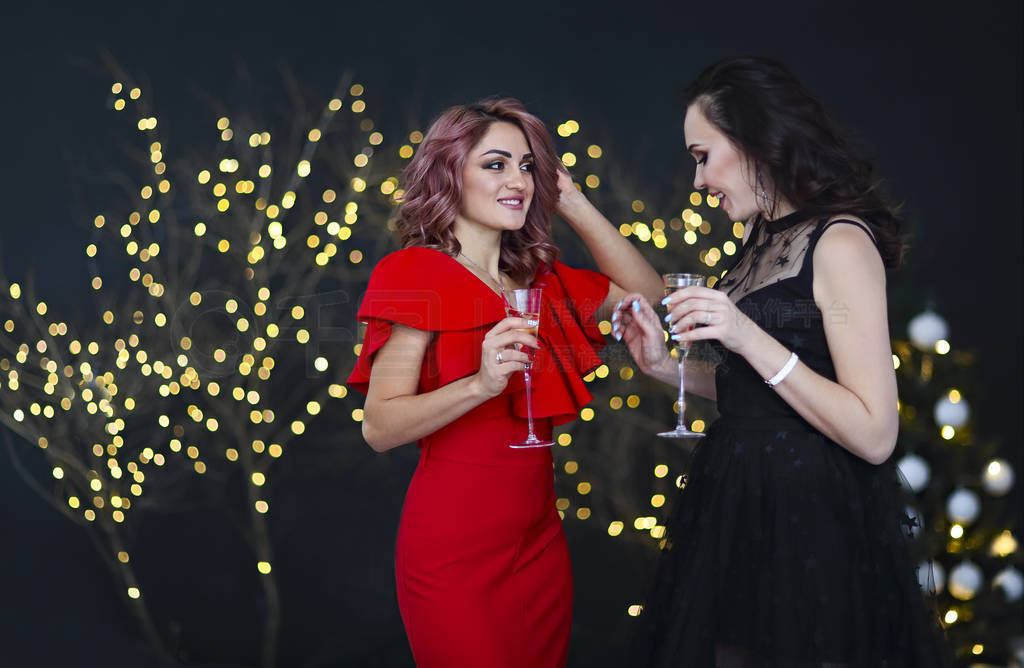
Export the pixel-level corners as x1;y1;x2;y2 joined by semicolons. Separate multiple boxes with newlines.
611;294;673;377
475;317;538;398
662;286;754;354
554;168;589;219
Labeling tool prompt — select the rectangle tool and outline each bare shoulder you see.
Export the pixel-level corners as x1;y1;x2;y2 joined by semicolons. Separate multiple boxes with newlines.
815;217;883;273
813;217;886;307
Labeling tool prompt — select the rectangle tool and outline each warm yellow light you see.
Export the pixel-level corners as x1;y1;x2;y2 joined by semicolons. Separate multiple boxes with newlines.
950;524;964;539
654;464;668;478
128;587;141;599
990;530;1018;557
257;561;272;575
941;426;955;440
608;521;624;536
557;433;572;446
943;609;957;624
935;340;950;354
628;605;643;617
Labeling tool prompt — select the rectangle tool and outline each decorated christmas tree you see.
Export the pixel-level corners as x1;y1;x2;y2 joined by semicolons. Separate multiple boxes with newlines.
892;310;1023;665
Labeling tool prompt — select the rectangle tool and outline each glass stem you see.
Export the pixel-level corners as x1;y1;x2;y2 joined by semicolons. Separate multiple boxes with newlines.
524;365;538;441
676;356;687;432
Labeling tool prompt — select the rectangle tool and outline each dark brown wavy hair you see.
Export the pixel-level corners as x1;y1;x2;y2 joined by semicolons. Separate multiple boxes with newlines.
394;97;560;284
684;56;906;267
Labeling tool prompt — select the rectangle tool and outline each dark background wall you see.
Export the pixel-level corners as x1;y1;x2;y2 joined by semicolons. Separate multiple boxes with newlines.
1;1;1020;666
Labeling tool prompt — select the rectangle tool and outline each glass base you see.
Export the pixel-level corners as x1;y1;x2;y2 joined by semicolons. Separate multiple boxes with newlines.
657;429;706;439
510;438;554;448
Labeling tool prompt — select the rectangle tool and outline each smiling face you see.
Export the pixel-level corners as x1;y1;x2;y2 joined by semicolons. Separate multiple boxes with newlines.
455;121;535;236
684;103;760;221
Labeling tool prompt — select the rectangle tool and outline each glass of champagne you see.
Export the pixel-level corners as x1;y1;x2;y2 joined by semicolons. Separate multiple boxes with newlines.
658;273;706;439
506;288;553;448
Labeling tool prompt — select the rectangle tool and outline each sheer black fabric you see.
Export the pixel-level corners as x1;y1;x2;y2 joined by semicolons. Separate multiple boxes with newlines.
637;212;950;667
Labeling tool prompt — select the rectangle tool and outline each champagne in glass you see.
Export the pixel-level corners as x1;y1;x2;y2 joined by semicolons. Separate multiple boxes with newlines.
506;288;553;448
658;273;706;438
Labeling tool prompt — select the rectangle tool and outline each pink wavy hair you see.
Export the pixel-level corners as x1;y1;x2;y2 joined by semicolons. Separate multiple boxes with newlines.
395;97;560;284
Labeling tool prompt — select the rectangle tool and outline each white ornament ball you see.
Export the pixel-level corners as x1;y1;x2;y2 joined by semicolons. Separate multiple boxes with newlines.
948;560;984;600
917;559;946;595
946;487;981;524
908;310;949;349
982;459;1015;496
934;396;970;428
897;453;931;493
993;566;1024;602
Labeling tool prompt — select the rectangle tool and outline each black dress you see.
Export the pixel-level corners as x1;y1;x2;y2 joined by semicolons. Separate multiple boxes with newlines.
641;212;949;667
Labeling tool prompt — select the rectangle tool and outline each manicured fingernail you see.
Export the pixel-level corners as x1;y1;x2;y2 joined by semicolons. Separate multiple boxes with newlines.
660;296;671;305
671;334;684;341
613;331;622;341
631;300;641;312
611;312;619;324
663;314;671;322
616;300;623;311
669;324;679;334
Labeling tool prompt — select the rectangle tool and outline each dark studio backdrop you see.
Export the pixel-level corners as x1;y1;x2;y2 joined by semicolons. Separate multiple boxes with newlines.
0;1;1020;666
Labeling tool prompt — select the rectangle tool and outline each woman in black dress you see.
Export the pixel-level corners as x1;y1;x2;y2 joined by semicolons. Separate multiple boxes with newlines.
613;56;948;666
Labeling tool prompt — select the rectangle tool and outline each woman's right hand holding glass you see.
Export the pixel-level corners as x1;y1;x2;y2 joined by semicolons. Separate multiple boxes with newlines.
475;317;538;398
611;294;675;382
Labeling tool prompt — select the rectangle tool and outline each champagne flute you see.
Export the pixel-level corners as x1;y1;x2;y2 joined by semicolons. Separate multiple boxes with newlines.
658;273;706;439
506;288;553;448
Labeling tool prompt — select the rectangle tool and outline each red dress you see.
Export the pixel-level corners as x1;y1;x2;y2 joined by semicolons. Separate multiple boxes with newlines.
348;247;609;667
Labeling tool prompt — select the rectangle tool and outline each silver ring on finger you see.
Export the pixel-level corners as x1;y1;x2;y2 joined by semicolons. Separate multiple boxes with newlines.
496;350;503;364
705;311;712;325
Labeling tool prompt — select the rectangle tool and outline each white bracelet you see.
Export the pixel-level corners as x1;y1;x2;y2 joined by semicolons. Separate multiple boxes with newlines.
764;352;799;387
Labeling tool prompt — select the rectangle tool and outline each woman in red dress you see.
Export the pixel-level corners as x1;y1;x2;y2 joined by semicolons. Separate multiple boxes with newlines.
347;98;661;667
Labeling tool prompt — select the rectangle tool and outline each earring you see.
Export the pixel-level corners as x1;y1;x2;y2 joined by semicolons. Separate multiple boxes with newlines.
755;166;771;215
